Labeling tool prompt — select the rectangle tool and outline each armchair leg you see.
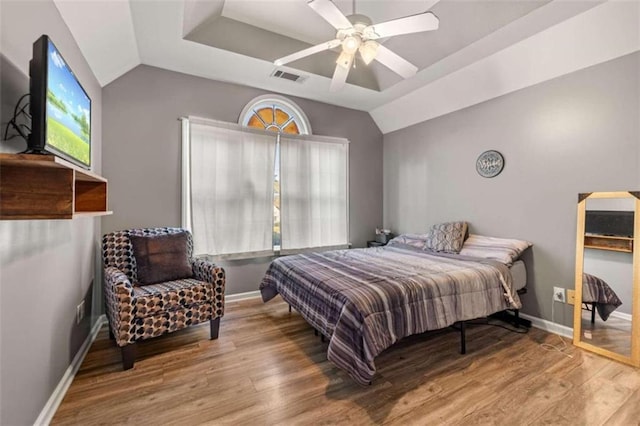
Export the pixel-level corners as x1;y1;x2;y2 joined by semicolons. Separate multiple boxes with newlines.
210;317;220;340
122;344;136;370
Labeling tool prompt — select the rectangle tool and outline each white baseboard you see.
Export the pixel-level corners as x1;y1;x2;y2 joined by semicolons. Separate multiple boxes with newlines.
225;290;261;303
34;315;107;426
519;313;574;339
520;310;632;339
609;310;632;322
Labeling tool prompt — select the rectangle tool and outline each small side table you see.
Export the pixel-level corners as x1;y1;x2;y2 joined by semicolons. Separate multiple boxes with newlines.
367;241;386;248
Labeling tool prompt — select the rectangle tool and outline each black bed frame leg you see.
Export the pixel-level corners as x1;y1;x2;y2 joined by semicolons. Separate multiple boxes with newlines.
591;302;596;324
460;321;466;355
514;310;520;329
321;334;325;343
288;304;292;313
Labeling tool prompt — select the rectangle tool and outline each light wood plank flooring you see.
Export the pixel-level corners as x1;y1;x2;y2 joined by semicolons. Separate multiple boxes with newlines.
53;298;640;425
580;310;632;357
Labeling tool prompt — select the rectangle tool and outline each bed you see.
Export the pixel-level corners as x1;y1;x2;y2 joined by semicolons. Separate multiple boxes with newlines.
259;231;530;385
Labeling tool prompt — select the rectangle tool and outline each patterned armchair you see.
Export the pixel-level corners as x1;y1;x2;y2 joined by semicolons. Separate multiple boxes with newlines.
102;227;225;369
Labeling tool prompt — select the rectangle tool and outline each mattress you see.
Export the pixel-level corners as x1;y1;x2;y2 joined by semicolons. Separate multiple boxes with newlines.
510;260;527;291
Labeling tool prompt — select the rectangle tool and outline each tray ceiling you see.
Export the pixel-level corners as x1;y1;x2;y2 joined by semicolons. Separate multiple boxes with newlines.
185;0;552;91
50;0;635;133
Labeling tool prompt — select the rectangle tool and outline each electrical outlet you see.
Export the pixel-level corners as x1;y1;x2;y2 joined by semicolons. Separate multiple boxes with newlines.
76;300;85;324
567;289;576;305
553;287;566;303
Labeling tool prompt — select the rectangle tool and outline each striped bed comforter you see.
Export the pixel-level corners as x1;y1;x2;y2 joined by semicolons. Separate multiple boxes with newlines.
259;245;522;385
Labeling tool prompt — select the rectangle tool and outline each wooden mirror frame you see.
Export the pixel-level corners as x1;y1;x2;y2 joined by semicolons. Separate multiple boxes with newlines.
573;191;640;366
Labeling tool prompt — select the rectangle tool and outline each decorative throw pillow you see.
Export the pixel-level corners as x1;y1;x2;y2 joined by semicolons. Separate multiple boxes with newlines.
459;234;532;266
130;232;193;285
423;222;468;253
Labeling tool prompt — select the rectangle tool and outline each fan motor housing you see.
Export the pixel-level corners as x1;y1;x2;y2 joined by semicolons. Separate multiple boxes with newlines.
346;14;372;28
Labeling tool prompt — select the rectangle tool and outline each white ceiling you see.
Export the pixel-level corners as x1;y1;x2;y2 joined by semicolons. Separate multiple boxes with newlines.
221;0;440;46
53;0;639;133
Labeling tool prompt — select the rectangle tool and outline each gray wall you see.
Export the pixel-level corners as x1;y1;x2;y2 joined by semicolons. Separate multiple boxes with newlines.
102;65;383;294
0;1;103;424
383;52;639;327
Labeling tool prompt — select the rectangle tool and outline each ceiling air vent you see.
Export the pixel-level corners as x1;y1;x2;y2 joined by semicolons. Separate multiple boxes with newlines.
271;69;307;83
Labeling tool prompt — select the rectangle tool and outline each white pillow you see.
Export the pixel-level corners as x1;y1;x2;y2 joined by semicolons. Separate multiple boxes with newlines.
459;234;532;265
387;234;430;249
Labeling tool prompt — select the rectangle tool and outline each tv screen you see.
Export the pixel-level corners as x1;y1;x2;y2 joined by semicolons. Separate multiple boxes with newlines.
585;210;634;238
29;35;91;169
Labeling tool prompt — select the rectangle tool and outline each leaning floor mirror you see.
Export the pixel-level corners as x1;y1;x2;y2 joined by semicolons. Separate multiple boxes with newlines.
573;191;640;366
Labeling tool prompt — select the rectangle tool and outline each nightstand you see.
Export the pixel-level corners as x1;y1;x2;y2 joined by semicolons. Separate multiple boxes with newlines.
367;241;386;248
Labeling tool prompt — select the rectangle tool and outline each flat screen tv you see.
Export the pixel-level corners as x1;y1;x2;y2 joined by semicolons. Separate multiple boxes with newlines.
585;210;634;238
27;35;91;169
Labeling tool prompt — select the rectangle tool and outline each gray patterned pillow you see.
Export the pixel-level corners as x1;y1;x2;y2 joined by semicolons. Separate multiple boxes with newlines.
424;222;468;253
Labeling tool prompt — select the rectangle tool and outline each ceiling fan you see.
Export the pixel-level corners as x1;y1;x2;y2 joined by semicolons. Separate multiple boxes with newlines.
274;0;439;91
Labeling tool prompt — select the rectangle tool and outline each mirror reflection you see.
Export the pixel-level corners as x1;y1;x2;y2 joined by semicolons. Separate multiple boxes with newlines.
580;197;634;357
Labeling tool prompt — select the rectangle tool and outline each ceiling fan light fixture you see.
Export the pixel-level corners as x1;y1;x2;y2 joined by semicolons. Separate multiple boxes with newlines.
289;1;440;92
342;35;360;55
359;40;379;65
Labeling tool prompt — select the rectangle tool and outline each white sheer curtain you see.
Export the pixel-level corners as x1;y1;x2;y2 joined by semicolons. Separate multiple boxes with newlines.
187;118;276;257
280;134;348;251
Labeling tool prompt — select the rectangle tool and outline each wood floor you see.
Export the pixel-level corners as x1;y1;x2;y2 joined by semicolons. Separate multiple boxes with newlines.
581;310;633;357
53;298;640;425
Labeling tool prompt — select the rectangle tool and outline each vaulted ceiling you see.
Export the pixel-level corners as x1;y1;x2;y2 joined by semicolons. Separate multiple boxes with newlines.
53;0;639;133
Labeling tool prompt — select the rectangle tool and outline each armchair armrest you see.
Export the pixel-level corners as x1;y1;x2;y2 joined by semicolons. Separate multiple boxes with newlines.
192;258;226;318
104;266;133;292
192;258;224;283
103;266;136;347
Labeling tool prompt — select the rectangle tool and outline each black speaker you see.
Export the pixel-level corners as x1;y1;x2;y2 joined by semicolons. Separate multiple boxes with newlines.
585;210;634;237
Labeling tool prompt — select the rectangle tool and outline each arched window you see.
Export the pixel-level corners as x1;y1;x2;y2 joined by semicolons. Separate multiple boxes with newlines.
239;95;311;135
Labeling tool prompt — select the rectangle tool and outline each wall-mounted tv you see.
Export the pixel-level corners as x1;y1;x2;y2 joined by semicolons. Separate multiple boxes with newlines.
27;35;91;169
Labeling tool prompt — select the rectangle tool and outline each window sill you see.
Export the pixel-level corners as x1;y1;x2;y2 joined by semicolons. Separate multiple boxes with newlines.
198;243;352;263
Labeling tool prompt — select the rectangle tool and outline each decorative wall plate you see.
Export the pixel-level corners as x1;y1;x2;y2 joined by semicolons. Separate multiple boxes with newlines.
476;150;504;178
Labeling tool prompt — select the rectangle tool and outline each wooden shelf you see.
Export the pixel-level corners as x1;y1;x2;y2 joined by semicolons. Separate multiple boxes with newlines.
584;234;633;253
0;153;112;220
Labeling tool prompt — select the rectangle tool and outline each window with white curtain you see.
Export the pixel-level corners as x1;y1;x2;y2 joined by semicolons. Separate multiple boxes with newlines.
183;100;349;258
280;134;348;252
185;118;276;257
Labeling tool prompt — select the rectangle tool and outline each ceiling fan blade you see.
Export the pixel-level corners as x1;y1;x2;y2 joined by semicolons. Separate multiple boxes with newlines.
374;45;418;79
330;54;353;92
365;12;439;39
308;0;353;31
274;39;341;66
